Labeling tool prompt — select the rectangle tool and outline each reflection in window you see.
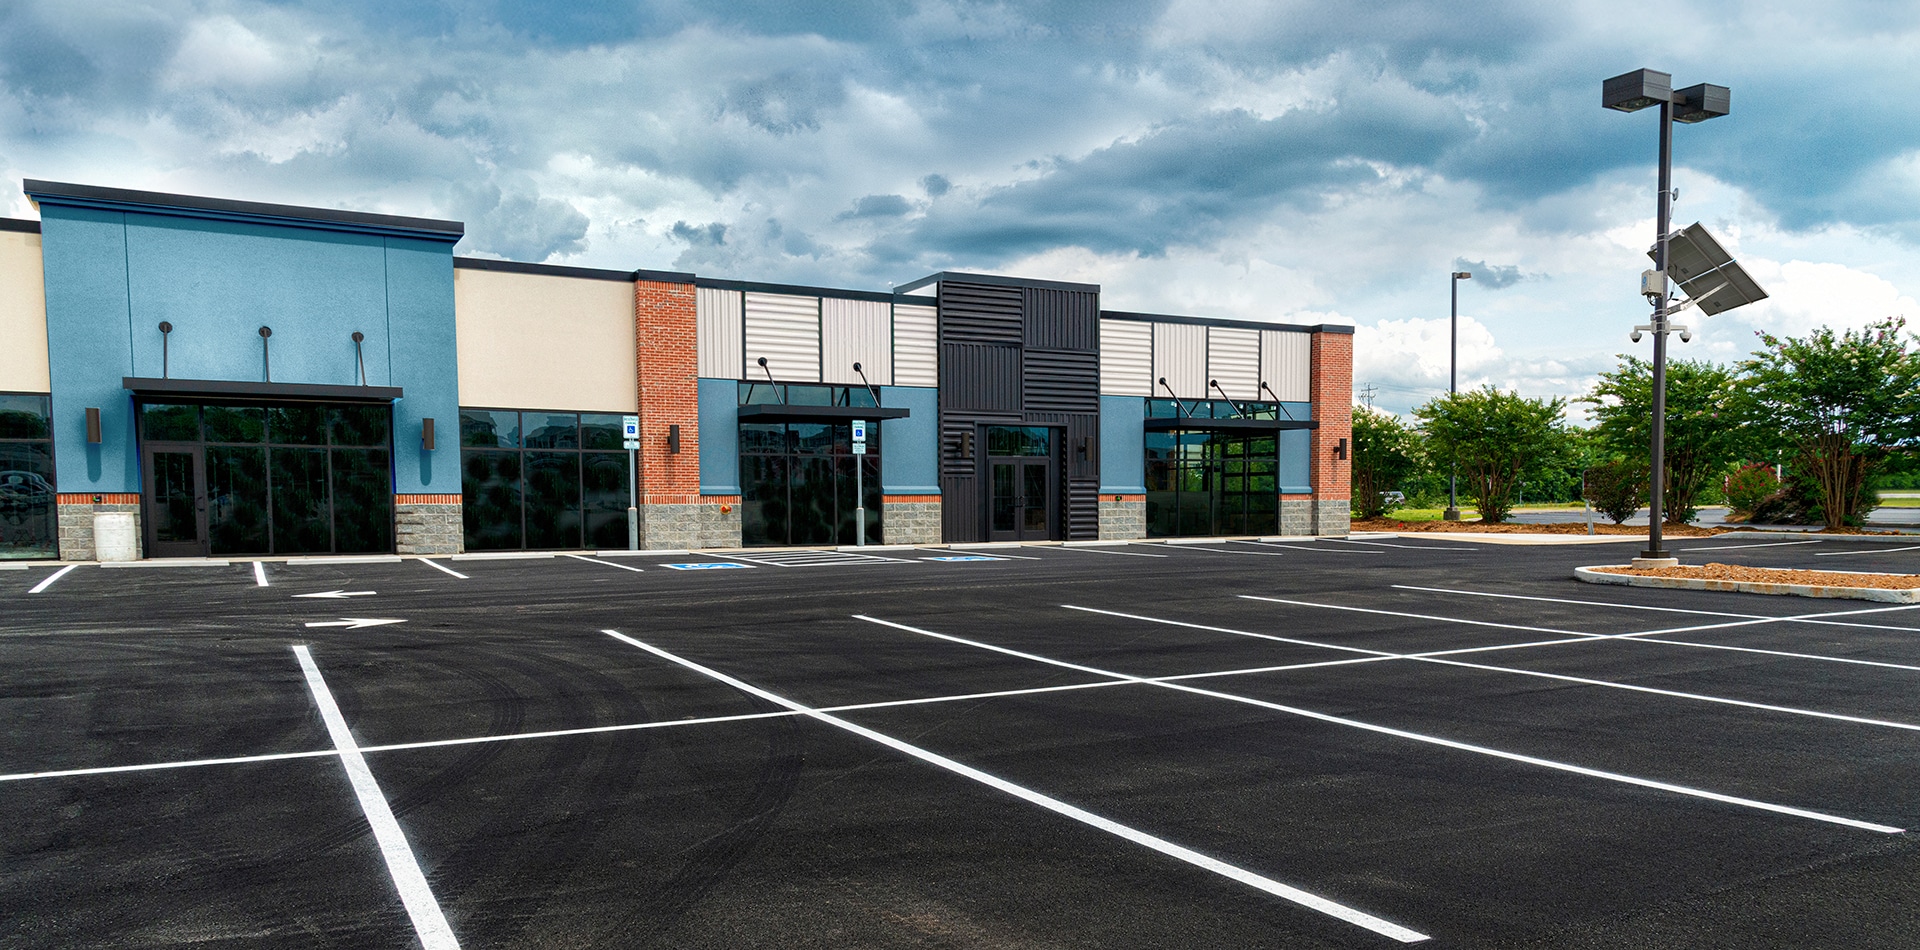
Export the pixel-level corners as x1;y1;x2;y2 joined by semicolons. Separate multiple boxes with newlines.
1;393;56;558
460;408;634;551
739;422;881;546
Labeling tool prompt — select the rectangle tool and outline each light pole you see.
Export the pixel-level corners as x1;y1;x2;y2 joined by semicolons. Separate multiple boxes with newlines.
1604;69;1729;565
1443;270;1471;521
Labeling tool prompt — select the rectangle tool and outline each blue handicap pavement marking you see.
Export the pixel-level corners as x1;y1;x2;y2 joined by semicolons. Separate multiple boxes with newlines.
927;555;1005;562
661;562;755;570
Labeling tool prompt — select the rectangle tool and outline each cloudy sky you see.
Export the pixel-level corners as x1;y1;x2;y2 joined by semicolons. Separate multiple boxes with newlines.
3;1;1916;415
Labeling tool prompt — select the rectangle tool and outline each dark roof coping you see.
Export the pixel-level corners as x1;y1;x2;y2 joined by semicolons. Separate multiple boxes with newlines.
695;275;935;305
895;270;1100;295
26;179;463;242
1101;310;1354;335
0;217;41;234
455;257;636;283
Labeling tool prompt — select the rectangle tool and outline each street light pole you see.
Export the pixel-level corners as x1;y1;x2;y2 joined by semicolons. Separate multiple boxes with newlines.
1444;270;1470;521
1604;69;1730;567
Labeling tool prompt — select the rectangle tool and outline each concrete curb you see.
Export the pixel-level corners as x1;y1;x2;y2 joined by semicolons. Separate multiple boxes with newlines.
1573;565;1920;603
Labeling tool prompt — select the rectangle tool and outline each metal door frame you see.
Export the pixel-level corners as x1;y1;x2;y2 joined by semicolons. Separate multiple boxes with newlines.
982;424;1062;543
142;441;210;558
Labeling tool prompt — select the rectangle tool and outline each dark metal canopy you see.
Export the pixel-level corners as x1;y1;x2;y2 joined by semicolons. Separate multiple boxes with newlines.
123;377;403;404
1143;417;1316;432
735;405;910;422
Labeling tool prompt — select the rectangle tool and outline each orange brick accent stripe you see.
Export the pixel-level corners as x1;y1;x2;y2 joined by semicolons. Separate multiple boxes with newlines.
397;494;462;505
1104;494;1144;502
647;493;736;506
883;494;942;504
58;493;139;504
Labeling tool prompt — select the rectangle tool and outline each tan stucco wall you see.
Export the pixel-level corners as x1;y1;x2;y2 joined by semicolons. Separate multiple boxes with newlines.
0;228;50;393
454;267;638;412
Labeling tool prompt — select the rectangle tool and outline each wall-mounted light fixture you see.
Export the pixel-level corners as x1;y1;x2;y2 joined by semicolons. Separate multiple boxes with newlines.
85;407;102;444
158;322;173;379
668;424;682;454
258;326;273;382
1076;436;1091;461
1335;437;1348;461
958;429;974;459
421;417;436;451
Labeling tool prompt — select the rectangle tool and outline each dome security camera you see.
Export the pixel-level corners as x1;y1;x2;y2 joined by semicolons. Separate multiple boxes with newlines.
1630;329;1642;343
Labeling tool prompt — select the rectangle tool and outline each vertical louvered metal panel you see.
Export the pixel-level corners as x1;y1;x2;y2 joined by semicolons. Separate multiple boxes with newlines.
1208;327;1261;400
892;302;938;387
1099;319;1152;396
939;281;1023;344
1023;287;1098;351
1261;329;1311;402
743;292;821;382
696;287;744;379
820;297;891;385
1152;322;1207;399
942;344;1023;413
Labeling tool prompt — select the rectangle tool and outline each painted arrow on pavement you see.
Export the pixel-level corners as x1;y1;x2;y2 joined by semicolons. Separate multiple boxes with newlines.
294;590;377;599
303;618;406;629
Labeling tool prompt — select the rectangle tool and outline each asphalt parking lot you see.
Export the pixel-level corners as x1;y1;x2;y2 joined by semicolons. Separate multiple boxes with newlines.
4;533;1920;948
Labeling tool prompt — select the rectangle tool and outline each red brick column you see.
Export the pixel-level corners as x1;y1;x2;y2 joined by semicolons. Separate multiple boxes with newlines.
634;278;700;505
1309;329;1353;535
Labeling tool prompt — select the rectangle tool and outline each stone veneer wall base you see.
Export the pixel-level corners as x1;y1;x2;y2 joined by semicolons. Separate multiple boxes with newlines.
1279;498;1312;536
395;500;463;556
640;502;741;550
57;498;140;561
882;500;942;545
1098;498;1146;540
1309;499;1351;537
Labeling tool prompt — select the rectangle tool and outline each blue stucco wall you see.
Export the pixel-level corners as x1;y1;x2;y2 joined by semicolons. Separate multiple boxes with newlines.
879;386;938;493
697;377;740;494
1099;395;1145;493
38;205;460;495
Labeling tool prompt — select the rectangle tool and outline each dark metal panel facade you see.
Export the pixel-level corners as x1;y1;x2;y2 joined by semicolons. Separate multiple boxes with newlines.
936;278;1103;542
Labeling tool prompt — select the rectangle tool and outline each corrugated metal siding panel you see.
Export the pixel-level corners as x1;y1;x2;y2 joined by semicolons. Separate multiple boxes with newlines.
942;344;1022;413
1023;287;1098;351
1152;322;1207;399
820;297;891;385
939;281;1023;345
1262;330;1311;402
696;287;743;379
893;303;938;387
1024;350;1099;414
1099;319;1152;396
1208;327;1261;400
743;292;820;382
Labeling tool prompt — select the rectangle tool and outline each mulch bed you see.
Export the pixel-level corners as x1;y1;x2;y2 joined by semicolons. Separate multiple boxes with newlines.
1351;518;1720;537
1593;562;1920;590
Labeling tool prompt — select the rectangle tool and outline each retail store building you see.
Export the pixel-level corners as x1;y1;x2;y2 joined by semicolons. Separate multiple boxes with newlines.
0;181;1351;560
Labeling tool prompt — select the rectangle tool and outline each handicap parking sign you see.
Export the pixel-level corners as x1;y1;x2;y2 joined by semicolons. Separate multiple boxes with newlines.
927;555;1004;562
661;562;753;570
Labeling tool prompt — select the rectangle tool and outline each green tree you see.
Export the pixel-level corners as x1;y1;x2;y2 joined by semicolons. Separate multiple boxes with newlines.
1415;386;1577;523
1350;407;1421;518
1581;357;1743;523
1736;318;1920;527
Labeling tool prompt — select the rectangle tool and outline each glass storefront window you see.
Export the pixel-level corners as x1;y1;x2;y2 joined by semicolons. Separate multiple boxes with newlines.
459;408;635;551
204;406;266;443
739;421;881;546
986;426;1051;457
0;395;56;558
143;403;201;441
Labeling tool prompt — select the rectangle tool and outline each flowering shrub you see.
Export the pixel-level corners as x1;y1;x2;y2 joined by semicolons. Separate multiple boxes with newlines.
1723;463;1781;515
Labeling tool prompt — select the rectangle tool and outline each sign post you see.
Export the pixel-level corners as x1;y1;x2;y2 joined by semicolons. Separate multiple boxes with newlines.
623;415;640;551
851;419;866;547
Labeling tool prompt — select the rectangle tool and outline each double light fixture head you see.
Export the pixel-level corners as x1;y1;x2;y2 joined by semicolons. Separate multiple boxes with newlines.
1602;69;1730;123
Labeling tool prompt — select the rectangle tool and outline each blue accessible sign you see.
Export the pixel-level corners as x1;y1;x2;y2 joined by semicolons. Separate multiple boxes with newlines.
661;562;754;570
927;556;1004;562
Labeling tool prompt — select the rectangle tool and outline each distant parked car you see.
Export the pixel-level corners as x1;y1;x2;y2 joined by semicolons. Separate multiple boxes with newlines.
1379;490;1406;508
0;470;54;522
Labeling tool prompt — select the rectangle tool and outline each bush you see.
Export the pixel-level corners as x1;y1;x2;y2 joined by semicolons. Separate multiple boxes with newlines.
1582;460;1647;525
1748;471;1823;525
1723;463;1781;515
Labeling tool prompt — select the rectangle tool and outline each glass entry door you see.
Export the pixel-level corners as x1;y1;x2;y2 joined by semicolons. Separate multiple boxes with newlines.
144;443;209;557
985;426;1057;542
1144;431;1278;537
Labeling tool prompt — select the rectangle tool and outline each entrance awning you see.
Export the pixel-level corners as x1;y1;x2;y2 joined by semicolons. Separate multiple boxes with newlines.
736;405;910;422
123;377;403;403
1143;417;1315;432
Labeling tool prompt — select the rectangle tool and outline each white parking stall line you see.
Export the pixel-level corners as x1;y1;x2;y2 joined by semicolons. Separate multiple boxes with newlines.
1165;546;1289;557
1242;541;1381;554
1064;605;1920;734
418;558;469;579
923;547;1047;560
1675;539;1822;552
1050;545;1169;558
1317;538;1477;551
28;564;76;594
293;646;460;949
1272;591;1920;673
603;628;1432;943
562;553;644;573
1392;584;1920;633
1814;546;1920;557
253;561;269;587
854;616;1903;835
